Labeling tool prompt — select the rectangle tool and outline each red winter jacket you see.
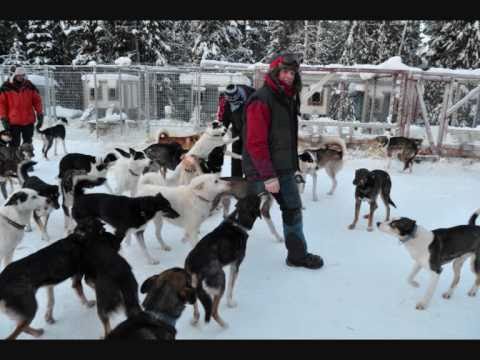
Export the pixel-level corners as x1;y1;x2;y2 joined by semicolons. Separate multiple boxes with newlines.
0;80;43;126
244;75;296;181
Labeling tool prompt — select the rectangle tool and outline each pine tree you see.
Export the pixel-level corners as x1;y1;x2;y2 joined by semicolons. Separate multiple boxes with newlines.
191;20;245;63
26;20;54;64
265;20;291;60
424;21;480;69
169;21;195;65
244;20;270;62
311;21;349;65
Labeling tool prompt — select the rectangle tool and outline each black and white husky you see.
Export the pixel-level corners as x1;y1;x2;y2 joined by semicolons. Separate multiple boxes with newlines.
36;117;68;160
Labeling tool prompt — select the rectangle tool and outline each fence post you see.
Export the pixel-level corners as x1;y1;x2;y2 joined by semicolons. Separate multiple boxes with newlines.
93;65;99;139
51;67;57;122
387;74;397;124
369;76;377;123
361;79;369;123
144;66;150;138
44;67;50;121
474;91;480;128
118;67;125;136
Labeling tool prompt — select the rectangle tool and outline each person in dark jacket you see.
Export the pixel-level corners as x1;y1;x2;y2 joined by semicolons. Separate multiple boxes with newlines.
217;84;255;177
0;65;44;147
243;53;324;270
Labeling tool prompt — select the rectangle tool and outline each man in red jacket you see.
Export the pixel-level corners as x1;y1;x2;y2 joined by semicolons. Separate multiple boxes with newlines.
243;53;324;270
0;65;44;147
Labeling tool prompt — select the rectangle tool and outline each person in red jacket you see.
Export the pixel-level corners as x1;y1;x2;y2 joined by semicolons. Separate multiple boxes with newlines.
242;53;324;270
0;65;44;147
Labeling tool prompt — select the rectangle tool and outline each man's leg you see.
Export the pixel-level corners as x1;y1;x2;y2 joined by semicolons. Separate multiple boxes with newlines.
21;124;34;144
9;125;22;147
231;139;243;177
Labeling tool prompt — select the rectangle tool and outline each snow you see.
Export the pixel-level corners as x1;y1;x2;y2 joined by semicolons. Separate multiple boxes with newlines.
179;72;251;87
81;73;140;82
114;57;132;66
0;125;479;339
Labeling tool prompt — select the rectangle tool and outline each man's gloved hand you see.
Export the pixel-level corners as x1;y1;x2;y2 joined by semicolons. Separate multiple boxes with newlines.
1;117;9;131
36;113;44;129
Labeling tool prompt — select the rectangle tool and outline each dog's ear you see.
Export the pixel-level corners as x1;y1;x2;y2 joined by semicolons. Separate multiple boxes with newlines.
192;180;205;193
179;287;197;304
129;148;137;157
141;275;160;294
115;148;130;158
4;191;28;206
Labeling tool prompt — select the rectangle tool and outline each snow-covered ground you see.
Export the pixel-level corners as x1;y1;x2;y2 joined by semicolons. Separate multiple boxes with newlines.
0;125;479;339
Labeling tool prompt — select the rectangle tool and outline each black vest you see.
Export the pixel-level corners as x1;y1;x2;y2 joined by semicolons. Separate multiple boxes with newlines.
242;85;299;179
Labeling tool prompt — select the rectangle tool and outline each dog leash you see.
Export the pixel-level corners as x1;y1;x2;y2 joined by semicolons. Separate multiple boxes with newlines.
0;214;26;230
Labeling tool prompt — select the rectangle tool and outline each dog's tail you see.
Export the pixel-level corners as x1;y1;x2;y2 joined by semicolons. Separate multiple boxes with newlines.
73;174;107;197
17;160;36;186
196;279;213;323
388;197;397;208
322;136;347;158
468;209;480;226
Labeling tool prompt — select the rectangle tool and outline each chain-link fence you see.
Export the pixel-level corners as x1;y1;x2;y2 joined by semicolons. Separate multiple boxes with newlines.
0;64;257;138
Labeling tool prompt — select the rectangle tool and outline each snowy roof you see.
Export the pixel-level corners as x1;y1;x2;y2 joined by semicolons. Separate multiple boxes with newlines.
179;72;251;86
201;57;480;80
114;57;132;66
81;73;140;82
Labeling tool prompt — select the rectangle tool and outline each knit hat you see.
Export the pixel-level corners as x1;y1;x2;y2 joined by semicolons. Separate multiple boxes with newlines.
9;65;27;83
225;84;247;112
269;53;300;73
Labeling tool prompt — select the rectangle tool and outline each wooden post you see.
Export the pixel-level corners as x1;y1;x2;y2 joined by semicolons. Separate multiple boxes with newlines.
361;80;370;123
445;84;480;118
369;77;377;124
415;81;437;154
397;73;408;136
474;91;480;128
451;82;459;127
436;80;454;154
404;79;415;138
386;74;397;124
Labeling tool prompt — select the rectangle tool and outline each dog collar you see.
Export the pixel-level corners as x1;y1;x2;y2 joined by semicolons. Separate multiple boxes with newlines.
400;225;418;244
145;310;178;328
129;169;140;177
0;214;26;230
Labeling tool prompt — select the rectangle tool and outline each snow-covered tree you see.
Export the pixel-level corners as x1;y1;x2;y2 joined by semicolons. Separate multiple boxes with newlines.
26;20;54;64
244;20;270;62
423;21;480;69
191;20;245;63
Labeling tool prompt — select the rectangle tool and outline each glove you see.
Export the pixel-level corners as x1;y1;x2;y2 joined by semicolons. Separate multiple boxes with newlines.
264;177;280;194
1;117;9;131
36;113;44;129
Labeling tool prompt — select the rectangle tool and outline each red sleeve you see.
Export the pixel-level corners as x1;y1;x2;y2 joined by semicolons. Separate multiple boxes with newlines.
0;91;7;118
245;100;276;180
32;89;43;115
217;95;227;122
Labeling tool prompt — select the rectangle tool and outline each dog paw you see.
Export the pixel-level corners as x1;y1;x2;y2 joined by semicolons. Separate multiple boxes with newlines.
415;302;427;310
442;292;452;299
409;280;420;288
227;300;238;308
86;300;96;308
367;227;374;232
348;224;355;230
468;289;477;297
45;316;56;324
31;328;45;337
190;318;200;326
25;226;33;233
162;245;172;252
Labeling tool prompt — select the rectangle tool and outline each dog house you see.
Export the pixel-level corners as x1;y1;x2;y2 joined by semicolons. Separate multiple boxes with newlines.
81;73;140;120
